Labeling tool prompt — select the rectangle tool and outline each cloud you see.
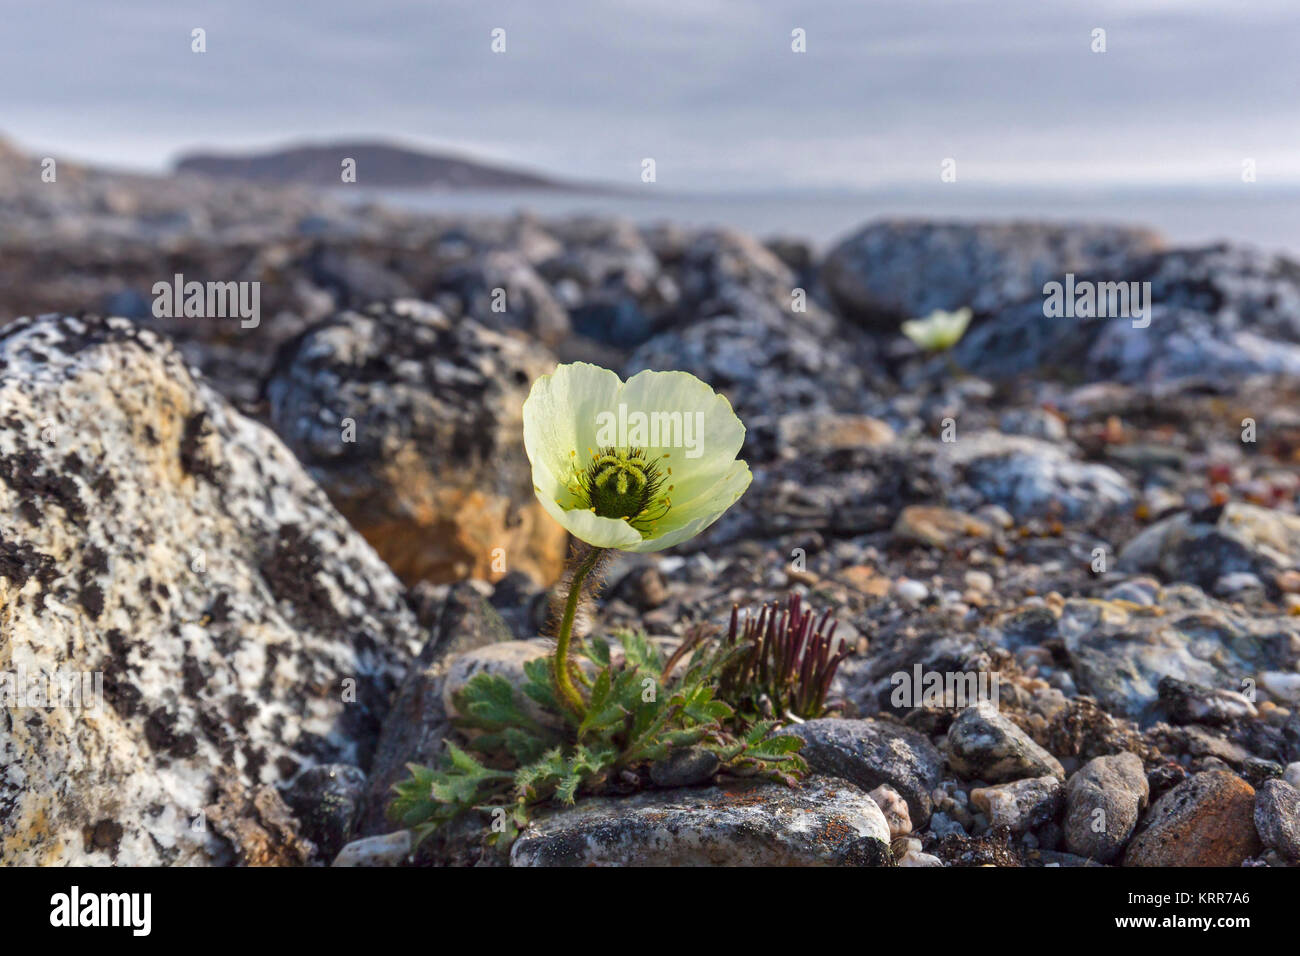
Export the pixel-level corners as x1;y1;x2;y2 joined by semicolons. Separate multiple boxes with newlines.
1;0;1296;187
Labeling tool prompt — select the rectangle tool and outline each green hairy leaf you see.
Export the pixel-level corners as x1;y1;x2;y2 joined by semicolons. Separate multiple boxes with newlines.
392;615;825;852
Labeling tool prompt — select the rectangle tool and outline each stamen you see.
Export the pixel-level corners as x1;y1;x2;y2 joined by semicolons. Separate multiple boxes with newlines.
566;444;671;536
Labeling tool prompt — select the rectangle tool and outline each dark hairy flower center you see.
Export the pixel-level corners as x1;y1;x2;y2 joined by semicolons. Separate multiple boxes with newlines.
572;446;673;533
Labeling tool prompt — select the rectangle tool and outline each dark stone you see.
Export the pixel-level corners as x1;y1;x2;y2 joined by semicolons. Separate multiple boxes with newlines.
784;717;944;826
649;747;720;788
286;763;367;859
357;582;514;835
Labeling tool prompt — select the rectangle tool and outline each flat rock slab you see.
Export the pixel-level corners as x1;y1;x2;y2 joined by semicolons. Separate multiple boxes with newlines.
1056;588;1300;720
510;776;891;867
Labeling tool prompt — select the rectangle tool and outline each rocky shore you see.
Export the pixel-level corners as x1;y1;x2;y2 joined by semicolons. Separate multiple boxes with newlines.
2;141;1300;866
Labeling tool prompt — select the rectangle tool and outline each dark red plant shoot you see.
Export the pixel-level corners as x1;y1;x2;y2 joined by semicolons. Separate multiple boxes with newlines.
719;592;851;720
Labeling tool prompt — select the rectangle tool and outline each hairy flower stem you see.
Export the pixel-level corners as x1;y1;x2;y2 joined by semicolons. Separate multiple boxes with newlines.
553;546;604;717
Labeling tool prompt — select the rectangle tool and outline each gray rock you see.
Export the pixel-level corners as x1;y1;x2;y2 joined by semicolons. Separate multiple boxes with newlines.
822;219;1161;331
1253;779;1300;861
1158;676;1258;726
357;583;515;835
937;432;1133;522
999;408;1067;442
950;245;1300;385
265;299;566;586
970;776;1064;833
308;245;415;306
947;707;1066;783
510;776;891;866
615;564;669;611
1063;752;1149;863
1119;503;1300;591
1213;572;1265;598
1285;711;1300;763
0;314;421;865
440;639;565;731
625;300;883;433
436;249;571;346
1241;757;1284;790
784;718;945;826
897;847;943;866
1057;588;1300;720
928;811;967;839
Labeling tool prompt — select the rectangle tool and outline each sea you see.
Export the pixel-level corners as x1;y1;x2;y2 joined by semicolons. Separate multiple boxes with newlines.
346;184;1300;256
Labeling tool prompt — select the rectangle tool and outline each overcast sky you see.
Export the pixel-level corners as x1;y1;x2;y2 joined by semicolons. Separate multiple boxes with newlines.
2;0;1298;190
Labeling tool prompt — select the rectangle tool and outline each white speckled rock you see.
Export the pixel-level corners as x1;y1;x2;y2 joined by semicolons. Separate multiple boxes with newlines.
0;314;422;865
947;706;1066;783
509;776;892;866
332;829;412;867
897;848;944;867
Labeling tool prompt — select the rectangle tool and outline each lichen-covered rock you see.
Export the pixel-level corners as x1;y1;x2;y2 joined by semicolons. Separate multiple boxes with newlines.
205;768;315;866
509;776;892;866
265;300;566;586
1124;770;1259;866
1063;752;1149;863
0;313;421;865
784;718;945;826
822;220;1162;331
947;707;1066;783
356;583;515;836
624;299;883;432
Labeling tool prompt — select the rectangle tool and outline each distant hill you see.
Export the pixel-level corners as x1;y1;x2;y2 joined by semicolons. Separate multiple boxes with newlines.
174;141;588;191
